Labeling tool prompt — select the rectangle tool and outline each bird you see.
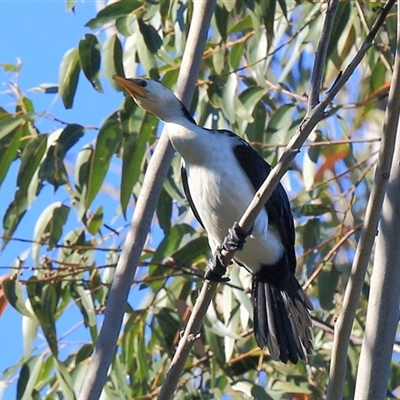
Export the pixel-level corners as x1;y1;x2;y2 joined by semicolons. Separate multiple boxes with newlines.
113;75;314;364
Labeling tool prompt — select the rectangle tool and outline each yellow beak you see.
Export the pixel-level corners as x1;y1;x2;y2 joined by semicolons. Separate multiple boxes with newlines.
113;75;148;98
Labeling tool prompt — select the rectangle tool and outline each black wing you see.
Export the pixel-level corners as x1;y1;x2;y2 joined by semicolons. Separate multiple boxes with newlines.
232;139;296;273
181;162;205;229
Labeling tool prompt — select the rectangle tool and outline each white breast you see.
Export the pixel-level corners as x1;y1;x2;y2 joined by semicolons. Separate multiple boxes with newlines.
166;122;284;272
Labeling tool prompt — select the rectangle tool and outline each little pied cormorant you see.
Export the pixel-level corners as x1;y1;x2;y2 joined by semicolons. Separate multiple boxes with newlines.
113;75;314;364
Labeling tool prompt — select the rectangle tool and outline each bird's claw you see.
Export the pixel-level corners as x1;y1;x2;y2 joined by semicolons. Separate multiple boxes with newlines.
204;250;230;282
221;222;248;252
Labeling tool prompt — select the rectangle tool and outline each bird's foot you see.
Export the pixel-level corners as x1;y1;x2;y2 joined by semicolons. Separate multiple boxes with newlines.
221;222;248;252
204;223;249;283
204;249;230;282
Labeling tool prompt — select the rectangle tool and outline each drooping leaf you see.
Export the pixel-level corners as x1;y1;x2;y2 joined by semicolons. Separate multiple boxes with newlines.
16;353;46;400
85;0;142;29
75;144;93;218
326;1;351;65
53;358;76;400
17;134;47;192
257;0;276;45
2;189;28;249
39;124;84;189
32;202;70;263
66;0;75;12
86;206;103;235
59;48;81;109
103;34;125;90
26;277;60;357
85;113;122;211
78;34;103;93
318;262;339;310
0;115;23;141
156;187;172;235
120;105;153;217
171;236;209;264
0;121;25;187
214;3;229;41
2;279;34;318
151;223;195;264
138;18;163;53
70;282;97;329
136;25;159;77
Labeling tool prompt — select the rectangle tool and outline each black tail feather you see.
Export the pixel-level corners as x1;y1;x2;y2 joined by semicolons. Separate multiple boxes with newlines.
253;272;313;364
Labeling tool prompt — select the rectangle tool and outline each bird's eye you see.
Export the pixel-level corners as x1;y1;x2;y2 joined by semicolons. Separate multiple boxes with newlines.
132;79;148;88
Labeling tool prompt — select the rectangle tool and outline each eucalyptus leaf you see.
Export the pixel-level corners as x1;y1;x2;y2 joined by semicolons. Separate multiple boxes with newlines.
59;48;81;109
103;34;125;90
2;279;34;318
78;34;103;92
85;113;122;211
85;0;141;29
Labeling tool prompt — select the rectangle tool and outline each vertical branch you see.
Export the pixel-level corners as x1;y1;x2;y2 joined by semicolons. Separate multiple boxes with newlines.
78;1;216;399
326;1;398;399
354;4;400;398
308;0;339;109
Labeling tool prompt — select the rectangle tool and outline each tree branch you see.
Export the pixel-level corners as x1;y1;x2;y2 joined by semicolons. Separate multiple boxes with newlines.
78;1;216;399
326;1;398;399
353;3;400;398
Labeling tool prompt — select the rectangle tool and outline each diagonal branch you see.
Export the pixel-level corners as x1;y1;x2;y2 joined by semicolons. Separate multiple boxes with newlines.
158;2;340;399
78;2;217;399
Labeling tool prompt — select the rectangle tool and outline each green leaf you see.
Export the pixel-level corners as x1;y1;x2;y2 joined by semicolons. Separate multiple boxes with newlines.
34;83;59;94
0;115;23;141
85;0;142;29
171;236;209;264
26;277;60;357
326;1;351;63
138;18;163;53
157;188;172;235
258;0;276;45
85;113;122;211
39;124;84;189
222;73;237;123
103;34;125;90
17;134;47;194
152;224;195;264
16;354;46;400
54;358;76;400
266;104;295;134
299;203;331;216
2;189;28;249
59;48;81;109
78;34;103;93
70;283;97;329
75;144;93;217
66;0;75;12
33;202;70;263
214;3;229;40
87;206;103;235
136;25;158;76
0;121;25;187
2;279;35;318
120;105;153;217
318;262;339;311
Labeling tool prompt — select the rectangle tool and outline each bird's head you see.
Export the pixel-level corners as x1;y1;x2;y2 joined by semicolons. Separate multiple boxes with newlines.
113;76;194;124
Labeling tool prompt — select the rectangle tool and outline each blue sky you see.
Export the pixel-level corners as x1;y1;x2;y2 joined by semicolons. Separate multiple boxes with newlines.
0;1;134;397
